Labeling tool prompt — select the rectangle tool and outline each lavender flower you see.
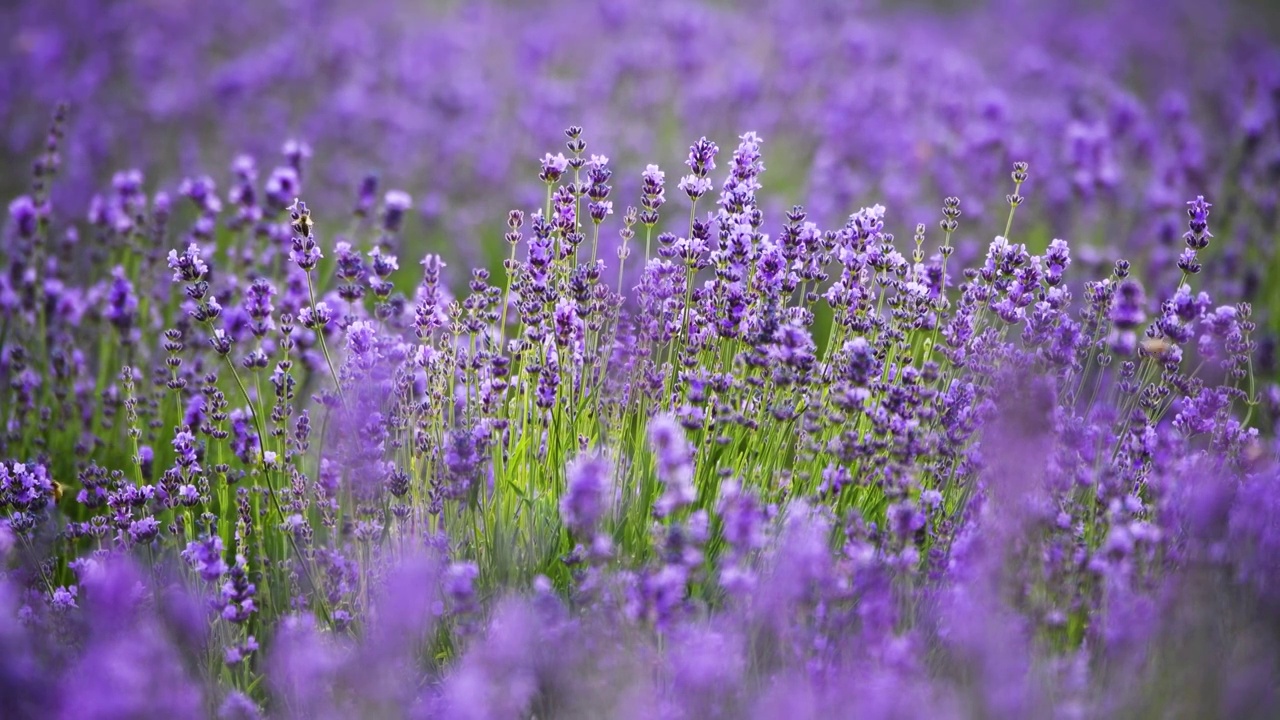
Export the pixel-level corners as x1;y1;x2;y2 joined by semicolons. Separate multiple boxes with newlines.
50;585;78;611
299;301;333;330
1111;279;1147;330
640;163;666;226
8;195;38;238
445;561;479;613
288;199;322;271
172;428;201;472
128;517;161;545
220;554;256;624
649;414;695;517
382;190;412;233
0;34;1274;713
678;137;719;201
104;266;139;337
561;452;612;534
1184;195;1212;250
264;167;300;208
0;461;54;512
345;320;381;368
217;692;263;720
166;243;208;283
182;536;228;583
539;153;569;184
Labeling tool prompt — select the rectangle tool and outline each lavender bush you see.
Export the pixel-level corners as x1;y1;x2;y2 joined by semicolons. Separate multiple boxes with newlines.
1;1;1279;718
8;0;1280;308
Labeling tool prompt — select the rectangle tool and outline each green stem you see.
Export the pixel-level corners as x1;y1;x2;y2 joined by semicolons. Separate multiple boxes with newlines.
306;273;344;403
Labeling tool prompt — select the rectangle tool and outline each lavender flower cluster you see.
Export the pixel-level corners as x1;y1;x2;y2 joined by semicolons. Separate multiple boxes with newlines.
0;2;1278;718
6;0;1280;320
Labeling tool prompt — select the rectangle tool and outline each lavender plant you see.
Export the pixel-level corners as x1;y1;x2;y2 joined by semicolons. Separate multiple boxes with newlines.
5;0;1280;349
0;1;1277;715
0;107;1276;717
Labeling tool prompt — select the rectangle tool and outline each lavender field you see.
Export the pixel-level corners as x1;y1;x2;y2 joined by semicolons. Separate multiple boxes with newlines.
2;0;1280;717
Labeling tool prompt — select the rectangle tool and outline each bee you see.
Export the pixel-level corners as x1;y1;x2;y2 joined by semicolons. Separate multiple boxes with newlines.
1139;337;1172;358
50;480;64;503
289;198;313;237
